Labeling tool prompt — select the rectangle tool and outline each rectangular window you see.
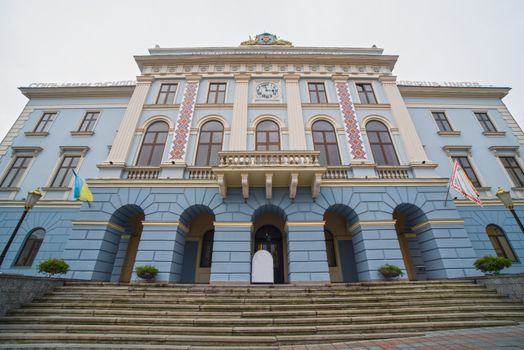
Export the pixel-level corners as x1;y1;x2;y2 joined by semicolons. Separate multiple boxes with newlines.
207;83;227;104
33;112;57;133
475;112;497;132
432;112;453;132
78;112;100;132
452;156;481;188
356;83;377;104
500;156;524;187
156;84;178;104
0;156;32;188
308;82;328;103
50;155;80;188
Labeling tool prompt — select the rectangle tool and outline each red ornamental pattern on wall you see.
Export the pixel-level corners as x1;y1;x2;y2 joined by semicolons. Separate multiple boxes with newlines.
170;81;199;160
335;82;367;159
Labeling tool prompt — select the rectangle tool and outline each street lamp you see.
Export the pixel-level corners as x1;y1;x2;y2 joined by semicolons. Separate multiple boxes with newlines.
496;187;524;235
0;188;42;266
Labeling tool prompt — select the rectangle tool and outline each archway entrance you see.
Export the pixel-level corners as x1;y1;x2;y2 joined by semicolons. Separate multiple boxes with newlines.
120;211;144;282
393;204;429;281
254;225;284;284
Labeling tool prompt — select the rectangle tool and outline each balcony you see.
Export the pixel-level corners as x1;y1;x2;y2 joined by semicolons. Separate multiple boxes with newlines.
213;151;325;200
124;166;160;180
376;165;411;179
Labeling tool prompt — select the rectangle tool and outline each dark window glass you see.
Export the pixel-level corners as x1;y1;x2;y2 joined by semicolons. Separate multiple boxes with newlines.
207;83;227;104
14;228;46;267
256;120;280;151
200;230;214;268
156;84;178;104
366;121;399;165
500;156;524;187
78;112;100;132
50;156;80;187
136;121;169;166
312;120;341;166
195;121;224;166
486;224;518;262
432;112;453;132
475;112;497;132
356;83;377;104
452;156;481;188
0;156;32;188
324;230;337;267
34;113;57;132
308;82;328;104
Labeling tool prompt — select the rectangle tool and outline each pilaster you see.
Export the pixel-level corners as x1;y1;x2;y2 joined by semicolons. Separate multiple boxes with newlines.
379;75;429;164
105;76;153;167
229;74;250;150
286;222;330;282
284;74;307;150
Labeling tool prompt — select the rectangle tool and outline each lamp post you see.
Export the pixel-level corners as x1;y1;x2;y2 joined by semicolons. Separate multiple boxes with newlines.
496;187;524;235
0;188;42;267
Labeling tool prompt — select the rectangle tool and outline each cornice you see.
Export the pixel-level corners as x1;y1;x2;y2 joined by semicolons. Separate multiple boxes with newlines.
398;85;510;99
19;86;135;99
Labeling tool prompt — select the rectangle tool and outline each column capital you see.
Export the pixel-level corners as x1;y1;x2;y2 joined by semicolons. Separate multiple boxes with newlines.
287;221;325;227
214;221;252;228
234;73;251;82
378;75;397;85
331;74;350;82
136;75;154;84
186;74;203;82
283;73;301;81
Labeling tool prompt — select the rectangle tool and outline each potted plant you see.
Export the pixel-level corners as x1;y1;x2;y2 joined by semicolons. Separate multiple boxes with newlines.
378;264;404;279
135;265;159;281
474;255;512;275
38;258;69;277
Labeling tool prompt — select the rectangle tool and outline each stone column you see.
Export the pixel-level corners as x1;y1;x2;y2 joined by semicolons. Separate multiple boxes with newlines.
351;221;407;281
379;75;428;164
105;76;153;167
229;74;250;150
132;222;187;283
210;222;252;283
287;222;330;282
284;74;307;150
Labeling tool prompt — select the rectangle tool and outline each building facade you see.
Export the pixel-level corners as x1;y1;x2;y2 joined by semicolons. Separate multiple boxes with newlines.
1;33;523;283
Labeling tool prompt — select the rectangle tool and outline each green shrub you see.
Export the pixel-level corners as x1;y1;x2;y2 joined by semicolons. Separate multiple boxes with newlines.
474;255;512;275
38;258;69;276
135;265;159;280
378;264;404;277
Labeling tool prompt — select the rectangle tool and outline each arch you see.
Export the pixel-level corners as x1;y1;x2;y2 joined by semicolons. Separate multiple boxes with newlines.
255;119;280;151
251;114;286;130
141;115;174;130
195;114;230;130
194;120;224;166
312;120;341;166
252;204;287;223
14;228;46;267
393;203;429;281
366;120;400;166
179;204;215;227
361;114;396;130
486;224;518;262
307;114;342;130
136;120;169;166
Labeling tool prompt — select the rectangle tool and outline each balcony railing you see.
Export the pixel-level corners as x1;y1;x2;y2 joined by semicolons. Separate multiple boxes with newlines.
323;166;351;179
186;166;216;180
376;166;410;179
125;166;160;180
217;151;320;167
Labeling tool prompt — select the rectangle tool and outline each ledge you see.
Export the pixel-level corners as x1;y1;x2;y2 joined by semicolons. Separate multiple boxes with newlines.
354;103;391;109
70;131;94;136
0;187;19;192
142;103;180;110
482;131;506;137
24;131;48;137
437;131;461;136
41;187;71;192
195;103;234;109
476;186;492;192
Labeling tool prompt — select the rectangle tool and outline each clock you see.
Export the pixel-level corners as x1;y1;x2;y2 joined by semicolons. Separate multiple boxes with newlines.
255;82;279;99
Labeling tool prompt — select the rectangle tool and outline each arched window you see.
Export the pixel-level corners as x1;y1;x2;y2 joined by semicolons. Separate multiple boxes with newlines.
312;120;341;166
366;120;399;165
256;120;280;151
195;120;224;166
486;224;518;262
14;228;45;267
136;121;169;166
200;230;214;268
324;230;337;267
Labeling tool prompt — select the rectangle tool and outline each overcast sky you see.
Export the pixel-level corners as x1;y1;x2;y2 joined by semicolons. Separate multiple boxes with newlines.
0;0;523;140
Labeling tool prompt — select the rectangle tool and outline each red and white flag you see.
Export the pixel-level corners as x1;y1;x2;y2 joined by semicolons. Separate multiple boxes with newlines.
450;160;482;206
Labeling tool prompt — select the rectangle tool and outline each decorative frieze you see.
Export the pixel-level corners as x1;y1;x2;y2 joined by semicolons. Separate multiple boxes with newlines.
169;80;200;161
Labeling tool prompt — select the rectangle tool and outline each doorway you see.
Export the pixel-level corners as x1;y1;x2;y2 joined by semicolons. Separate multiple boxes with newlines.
254;225;284;284
120;211;144;283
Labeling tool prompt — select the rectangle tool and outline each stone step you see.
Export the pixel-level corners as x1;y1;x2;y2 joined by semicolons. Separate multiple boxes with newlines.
10;304;524;319
0;344;279;350
2;312;523;329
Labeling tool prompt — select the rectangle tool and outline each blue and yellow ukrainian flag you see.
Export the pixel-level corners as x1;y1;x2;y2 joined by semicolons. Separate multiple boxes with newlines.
72;170;93;204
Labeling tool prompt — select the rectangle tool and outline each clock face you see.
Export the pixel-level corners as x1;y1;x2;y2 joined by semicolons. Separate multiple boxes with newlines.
256;82;279;99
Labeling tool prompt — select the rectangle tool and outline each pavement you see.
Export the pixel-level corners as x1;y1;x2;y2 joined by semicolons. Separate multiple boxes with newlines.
280;324;524;350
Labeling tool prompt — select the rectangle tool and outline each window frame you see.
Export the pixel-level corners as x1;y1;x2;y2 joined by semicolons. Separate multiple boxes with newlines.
76;111;101;133
474;111;498;133
155;83;179;104
450;155;483;188
486;224;518;262
500;156;524;188
45;146;89;190
194;120;224;166
255;120;281;151
311;120;341;166
13;228;46;267
365;120;400;166
307;82;328;104
135;120;170;167
355;82;378;104
431;111;454;133
0;147;41;190
32;112;58;134
206;82;227;104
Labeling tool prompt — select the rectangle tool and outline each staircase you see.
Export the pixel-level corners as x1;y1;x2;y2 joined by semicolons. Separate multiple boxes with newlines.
1;280;523;349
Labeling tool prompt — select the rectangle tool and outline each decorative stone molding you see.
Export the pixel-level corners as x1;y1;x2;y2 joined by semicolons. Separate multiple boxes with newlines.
169;80;200;161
